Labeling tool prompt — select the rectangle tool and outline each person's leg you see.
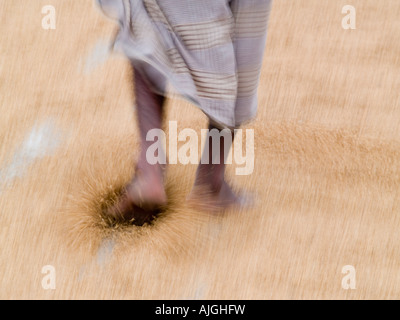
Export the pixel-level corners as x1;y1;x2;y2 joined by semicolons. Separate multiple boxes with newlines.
107;64;167;221
188;0;272;209
133;65;166;187
189;123;239;208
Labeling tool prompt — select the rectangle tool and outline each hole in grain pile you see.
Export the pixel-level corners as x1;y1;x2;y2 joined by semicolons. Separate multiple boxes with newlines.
98;186;162;227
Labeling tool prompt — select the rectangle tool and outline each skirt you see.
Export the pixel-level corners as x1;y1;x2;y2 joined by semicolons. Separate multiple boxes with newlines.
96;0;272;129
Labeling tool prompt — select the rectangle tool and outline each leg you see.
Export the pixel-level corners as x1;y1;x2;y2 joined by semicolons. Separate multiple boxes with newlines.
133;65;167;194
107;64;167;223
186;0;272;210
188;123;240;209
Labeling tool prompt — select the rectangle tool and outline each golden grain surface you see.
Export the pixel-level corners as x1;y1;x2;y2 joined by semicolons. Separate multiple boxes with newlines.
0;0;399;299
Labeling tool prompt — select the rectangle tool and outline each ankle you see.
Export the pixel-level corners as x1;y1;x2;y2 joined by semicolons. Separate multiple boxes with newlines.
136;162;163;180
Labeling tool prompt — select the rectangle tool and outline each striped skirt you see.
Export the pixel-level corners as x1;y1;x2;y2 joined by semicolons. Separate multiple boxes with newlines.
97;0;272;128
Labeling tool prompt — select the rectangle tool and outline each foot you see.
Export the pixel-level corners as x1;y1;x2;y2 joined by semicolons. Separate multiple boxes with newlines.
187;180;252;212
125;167;167;210
106;166;167;223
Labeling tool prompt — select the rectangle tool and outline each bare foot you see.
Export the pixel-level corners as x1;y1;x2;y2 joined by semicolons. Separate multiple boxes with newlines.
106;167;167;224
125;169;167;210
187;180;252;212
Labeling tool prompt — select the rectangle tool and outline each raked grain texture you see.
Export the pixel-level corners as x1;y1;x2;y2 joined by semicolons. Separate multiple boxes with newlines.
0;0;399;299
